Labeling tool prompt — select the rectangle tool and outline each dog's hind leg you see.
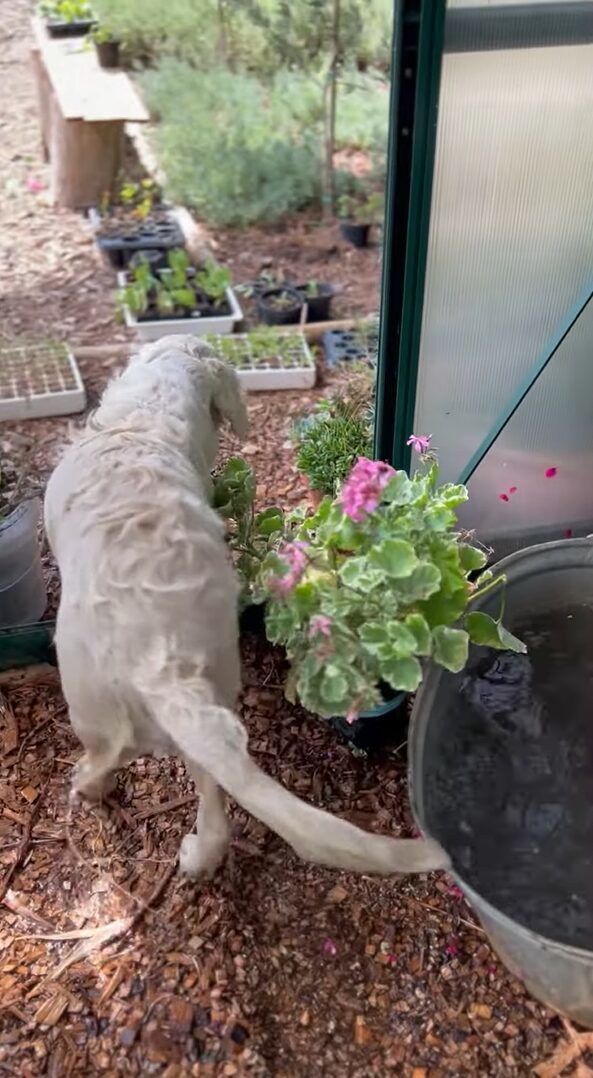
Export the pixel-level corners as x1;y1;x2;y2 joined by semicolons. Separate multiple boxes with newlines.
179;765;230;879
70;712;132;802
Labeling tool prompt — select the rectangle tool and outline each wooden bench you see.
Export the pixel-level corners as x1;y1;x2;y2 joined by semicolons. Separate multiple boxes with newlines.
30;17;149;209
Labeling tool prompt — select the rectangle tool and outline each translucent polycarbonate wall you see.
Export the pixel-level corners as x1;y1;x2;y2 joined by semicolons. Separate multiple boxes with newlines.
411;2;593;506
457;292;593;555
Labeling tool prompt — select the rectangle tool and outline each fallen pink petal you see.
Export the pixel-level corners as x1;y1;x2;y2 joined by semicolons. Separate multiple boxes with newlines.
448;883;463;898
445;941;459;957
509;486;518;494
545;467;557;478
564;528;573;539
499;493;509;502
26;175;45;194
323;938;337;956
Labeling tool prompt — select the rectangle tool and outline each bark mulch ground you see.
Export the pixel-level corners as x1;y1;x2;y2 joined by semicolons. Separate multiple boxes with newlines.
0;2;589;1075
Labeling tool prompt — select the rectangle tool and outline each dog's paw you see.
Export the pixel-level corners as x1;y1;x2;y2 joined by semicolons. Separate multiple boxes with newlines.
179;829;229;880
72;755;117;802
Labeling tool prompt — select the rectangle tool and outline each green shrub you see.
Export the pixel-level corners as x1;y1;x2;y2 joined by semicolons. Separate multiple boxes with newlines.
295;390;373;497
140;64;323;227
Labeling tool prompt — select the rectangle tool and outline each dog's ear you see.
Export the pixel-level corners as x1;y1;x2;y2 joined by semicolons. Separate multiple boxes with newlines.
210;361;249;441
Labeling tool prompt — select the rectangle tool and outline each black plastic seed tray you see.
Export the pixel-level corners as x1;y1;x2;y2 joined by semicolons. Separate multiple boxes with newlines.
45;18;96;37
88;208;185;270
321;330;368;367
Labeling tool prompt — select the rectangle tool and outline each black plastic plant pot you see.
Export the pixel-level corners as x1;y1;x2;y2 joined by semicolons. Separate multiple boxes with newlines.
45;18;96;37
239;602;267;636
331;686;408;753
95;39;120;68
340;221;371;249
296;283;336;323
129;248;169;273
256;286;303;326
409;538;593;1027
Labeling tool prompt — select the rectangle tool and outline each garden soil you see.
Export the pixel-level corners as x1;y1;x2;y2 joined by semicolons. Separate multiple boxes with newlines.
0;2;588;1075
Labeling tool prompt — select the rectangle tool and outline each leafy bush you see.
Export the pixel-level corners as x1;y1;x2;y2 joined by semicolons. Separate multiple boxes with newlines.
140;64;322;226
91;0;393;74
294;390;373;496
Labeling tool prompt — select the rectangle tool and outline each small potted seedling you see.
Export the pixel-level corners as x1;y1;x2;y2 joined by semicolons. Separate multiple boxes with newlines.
255;285;304;326
338;192;384;249
89;178;184;269
205;327;315;392
89;24;120;68
38;0;95;36
295;280;337;323
117;250;243;341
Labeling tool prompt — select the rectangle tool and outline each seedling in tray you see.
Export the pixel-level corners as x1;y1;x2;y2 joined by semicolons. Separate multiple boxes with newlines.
117;251;242;340
39;0;95;35
91;179;183;269
205;329;315;392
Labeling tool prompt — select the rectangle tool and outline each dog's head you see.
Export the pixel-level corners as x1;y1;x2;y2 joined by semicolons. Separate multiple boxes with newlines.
129;335;249;442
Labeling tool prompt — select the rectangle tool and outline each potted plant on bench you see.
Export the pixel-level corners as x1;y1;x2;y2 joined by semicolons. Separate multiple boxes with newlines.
38;0;95;37
89;23;121;68
117;250;243;341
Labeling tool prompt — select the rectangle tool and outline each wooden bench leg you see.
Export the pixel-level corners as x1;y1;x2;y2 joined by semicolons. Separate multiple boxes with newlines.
30;46;52;163
48;103;124;209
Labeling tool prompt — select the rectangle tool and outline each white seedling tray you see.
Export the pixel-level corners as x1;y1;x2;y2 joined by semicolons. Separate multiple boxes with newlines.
117;272;243;341
0;343;86;420
207;333;316;392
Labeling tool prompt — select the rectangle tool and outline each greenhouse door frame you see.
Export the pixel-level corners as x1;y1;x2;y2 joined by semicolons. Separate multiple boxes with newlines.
375;0;593;475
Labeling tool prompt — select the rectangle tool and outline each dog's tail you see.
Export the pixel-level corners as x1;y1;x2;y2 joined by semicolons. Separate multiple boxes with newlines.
148;678;449;876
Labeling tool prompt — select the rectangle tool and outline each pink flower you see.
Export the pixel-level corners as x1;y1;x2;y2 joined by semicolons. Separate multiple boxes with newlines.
308;615;332;639
499;493;509;503
406;434;432;454
269;541;309;595
345;708;358;725
545;467;557;479
340;457;395;522
26;175;45;194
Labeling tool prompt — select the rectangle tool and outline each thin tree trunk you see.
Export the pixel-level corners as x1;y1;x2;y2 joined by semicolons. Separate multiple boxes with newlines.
322;0;341;220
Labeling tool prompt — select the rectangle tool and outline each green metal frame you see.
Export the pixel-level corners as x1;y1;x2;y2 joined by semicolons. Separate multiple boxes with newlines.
375;0;446;473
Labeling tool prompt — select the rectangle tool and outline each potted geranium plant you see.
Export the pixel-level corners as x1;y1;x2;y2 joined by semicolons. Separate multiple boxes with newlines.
260;450;525;725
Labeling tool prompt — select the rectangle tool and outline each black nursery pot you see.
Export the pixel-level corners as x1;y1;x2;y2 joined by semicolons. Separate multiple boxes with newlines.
256;286;303;326
331;686;408;753
296;282;335;323
340;221;371;249
95;39;120;69
239;602;267;636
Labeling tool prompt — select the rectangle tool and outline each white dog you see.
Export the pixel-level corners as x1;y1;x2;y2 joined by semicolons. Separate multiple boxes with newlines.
44;336;448;879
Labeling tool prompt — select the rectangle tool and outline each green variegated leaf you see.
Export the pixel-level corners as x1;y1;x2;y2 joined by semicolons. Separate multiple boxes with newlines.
432;626;469;672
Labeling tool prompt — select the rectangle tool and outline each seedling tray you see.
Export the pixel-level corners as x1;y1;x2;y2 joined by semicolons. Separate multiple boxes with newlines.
0;341;86;420
206;332;316;391
45;17;96;37
117;274;243;341
88;207;185;269
322;325;379;368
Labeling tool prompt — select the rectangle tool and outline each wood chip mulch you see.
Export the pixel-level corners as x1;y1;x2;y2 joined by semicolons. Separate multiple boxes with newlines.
0;1;587;1075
